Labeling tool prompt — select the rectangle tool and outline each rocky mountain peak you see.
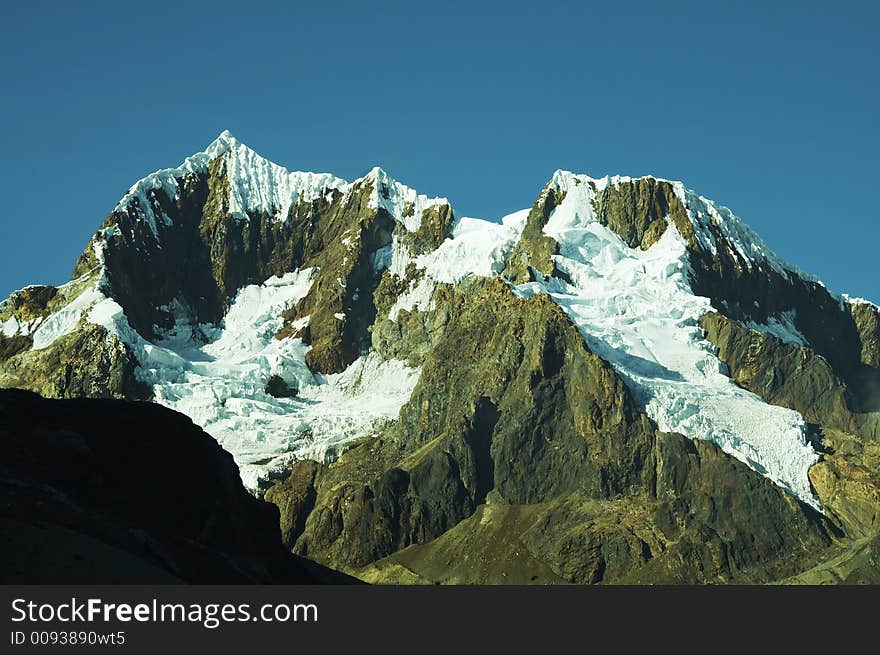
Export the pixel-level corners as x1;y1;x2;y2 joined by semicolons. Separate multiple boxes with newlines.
2;135;880;585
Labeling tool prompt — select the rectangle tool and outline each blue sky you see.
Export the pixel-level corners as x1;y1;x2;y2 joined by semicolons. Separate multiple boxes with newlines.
1;1;877;301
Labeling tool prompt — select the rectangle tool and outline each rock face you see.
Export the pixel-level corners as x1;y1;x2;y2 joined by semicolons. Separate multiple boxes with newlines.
808;429;880;540
270;277;658;568
0;320;148;401
0;389;349;584
696;307;880;583
593;177;691;250
265;170;880;584
2;132;879;585
0;276;148;400
266;279;834;583
700;312;880;440
503;184;567;283
274;179;396;374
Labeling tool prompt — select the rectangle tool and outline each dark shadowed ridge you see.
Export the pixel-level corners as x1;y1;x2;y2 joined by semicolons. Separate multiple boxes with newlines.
0;389;357;584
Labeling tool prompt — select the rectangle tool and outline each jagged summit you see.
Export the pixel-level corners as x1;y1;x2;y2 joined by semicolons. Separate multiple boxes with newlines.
363;164;388;179
108;131;804;292
211;128;237;148
111;132;451;237
114;129;347;229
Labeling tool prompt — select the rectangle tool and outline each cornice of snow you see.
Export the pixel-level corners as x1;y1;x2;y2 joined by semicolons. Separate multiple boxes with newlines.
843;293;880;309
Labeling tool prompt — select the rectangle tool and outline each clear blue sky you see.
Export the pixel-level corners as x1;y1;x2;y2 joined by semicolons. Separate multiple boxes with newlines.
1;1;877;302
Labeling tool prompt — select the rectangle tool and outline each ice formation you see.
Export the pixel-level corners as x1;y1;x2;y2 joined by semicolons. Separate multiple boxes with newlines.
512;172;820;507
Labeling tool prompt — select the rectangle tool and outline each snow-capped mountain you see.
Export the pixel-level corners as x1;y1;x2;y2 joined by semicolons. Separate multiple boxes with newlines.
2;132;879;584
1;131;456;489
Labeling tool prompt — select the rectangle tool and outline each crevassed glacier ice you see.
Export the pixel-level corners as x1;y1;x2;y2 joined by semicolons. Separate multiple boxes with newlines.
511;173;820;508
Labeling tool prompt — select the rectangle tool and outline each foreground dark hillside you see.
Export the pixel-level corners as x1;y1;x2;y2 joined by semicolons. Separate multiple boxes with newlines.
0;389;352;584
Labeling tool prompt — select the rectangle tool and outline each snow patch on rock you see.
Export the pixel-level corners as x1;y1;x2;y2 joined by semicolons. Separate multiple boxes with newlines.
12;263;421;492
744;310;809;347
1;316;21;338
30;287;104;350
386;209;528;320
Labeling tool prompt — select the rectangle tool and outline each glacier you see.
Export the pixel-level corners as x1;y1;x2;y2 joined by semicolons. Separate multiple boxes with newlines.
86;269;421;491
512;172;820;507
147;270;421;491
